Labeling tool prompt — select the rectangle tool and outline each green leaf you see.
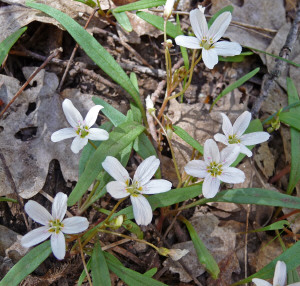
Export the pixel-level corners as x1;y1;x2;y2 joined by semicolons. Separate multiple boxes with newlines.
74;0;96;8
123;220;144;239
286;77;300;194
91;241;111;285
210;68;260;111
207;5;234;28
112;11;132;32
68;121;145;205
233;240;300;285
181;217;219;279
0;197;17;203
231;119;263;167
78;259;91;286
113;0;166;13
106;258;167;286
26;1;145;119
279;111;300;131
136;11;178;38
219;52;253;63
0;241;52;286
79;121;114;177
247;220;289;233
130;72;139;92
0;27;27;66
144;268;157;277
288;269;300;284
207;188;300;209
176;14;189;70
245;46;300;68
173;125;203;154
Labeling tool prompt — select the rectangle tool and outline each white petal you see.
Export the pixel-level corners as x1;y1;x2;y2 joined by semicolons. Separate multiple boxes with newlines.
71;136;88;154
220;145;240;167
102;156;130;183
220;113;233;137
202;48;219;69
240;132;270;146
51;232;66;260
51;128;77;142
273;261;286;286
208;12;231;42
62;99;83;128
213;41;242;57
142;179;172;194
25;200;52;225
202;175;220;198
62;217;89;234
184;160;207;178
239;144;253;157
106;181;129;199
87;128;109;141
175;35;201;49
21;226;51;248
169;249;189;261
218;167;245;183
52;192;67;221
130;195;153;226
287;283;300;286
84;105;103;128
232;111;251;137
133;156;160;186
190;8;208;40
252;279;272;286
214;133;229;146
204;139;220;164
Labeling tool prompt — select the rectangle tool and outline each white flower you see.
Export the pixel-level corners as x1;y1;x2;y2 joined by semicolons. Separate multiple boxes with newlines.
102;156;172;226
214;111;270;157
51;99;109;153
21;192;89;260
168;248;189;261
175;7;242;69
252;260;287;286
145;95;154;110
184;139;245;198
164;0;175;18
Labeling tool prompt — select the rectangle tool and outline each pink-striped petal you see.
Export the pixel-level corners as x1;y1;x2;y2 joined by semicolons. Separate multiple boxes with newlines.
240;132;270;146
21;226;51;248
51;232;66;260
25;200;52;225
213;41;242;57
130;195;153;226
220;113;233;137
220;145;240;167
184;160;207;178
62;99;83;128
133;156;160;186
204;139;220;164
102;156;130;183
84;105;103;128
71;136;88;154
51;128;77;142
106;181;128;199
208;12;231;42
202;48;219;69
214;133;229;146
218;167;245;184
252;279;272;286
175;35;201;49
62;217;89;234
190;8;208;40
202;175;220;198
273;261;286;286
52;192;67;221
142;179;172;194
87;128;109;141
232;111;251;137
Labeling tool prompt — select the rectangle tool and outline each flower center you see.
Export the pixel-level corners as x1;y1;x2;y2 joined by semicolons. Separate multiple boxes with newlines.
48;219;64;234
200;36;214;50
126;180;143;197
228;134;241;144
76;124;89;138
207;162;223;177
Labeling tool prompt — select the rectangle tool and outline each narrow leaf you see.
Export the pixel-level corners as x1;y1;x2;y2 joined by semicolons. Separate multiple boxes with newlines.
0;27;27;66
113;0;166;13
181;217;220;279
144;268;157;277
123;220;144;239
210;68;260;111
0;197;17;203
112;11;132;32
173;125;204;154
247;220;289;233
78;259;91;286
68;121;145;205
0;241;51;286
279;111;300;131
91;241;111;285
26;2;144;117
233;240;300;285
286;77;300;194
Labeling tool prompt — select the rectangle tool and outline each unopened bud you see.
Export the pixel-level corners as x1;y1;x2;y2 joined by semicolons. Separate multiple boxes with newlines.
158;247;189;261
146;95;155;115
164;0;175;19
109;215;124;230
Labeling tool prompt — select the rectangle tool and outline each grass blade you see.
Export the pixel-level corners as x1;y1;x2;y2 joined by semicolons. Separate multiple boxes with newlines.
210;67;260;111
0;27;27;66
113;0;166;13
112;11;132;32
279;111;300;131
286;77;300;194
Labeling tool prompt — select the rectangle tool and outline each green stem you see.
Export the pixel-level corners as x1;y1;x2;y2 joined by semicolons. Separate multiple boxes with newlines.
88;139;97;149
99;229;159;251
79;180;100;214
168;195;207;215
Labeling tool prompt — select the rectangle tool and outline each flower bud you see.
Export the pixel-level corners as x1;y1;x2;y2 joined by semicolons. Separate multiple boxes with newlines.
158;247;189;261
164;0;175;19
146;95;155;115
109;215;124;229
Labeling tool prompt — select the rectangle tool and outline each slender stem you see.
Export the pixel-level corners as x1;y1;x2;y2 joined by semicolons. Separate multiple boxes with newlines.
78;238;93;286
100;197;127;228
99;229;159;251
88;139;97;150
79;180;100;214
168;195;207;215
152;114;182;187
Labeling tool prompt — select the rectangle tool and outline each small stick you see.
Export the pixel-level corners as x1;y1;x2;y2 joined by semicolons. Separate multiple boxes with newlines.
58;8;99;92
0;150;29;230
251;4;300;117
0;48;61;119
